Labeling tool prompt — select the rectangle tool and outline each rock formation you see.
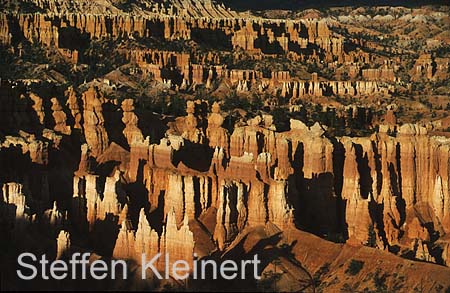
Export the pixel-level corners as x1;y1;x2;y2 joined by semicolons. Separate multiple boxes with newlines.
181;101;205;143
112;219;135;260
66;86;82;129
206;102;229;153
122;99;144;146
1;182;27;225
56;230;71;259
42;201;65;232
341;139;373;245
135;208;159;266
81;87;109;157
112;207;195;273
51;97;71;135
29;93;45;125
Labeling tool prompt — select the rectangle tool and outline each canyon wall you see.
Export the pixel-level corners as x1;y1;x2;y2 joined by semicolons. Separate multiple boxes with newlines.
1;81;449;274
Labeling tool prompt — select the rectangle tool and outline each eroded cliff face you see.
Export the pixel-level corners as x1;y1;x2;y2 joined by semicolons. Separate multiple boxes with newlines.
0;77;448;293
59;91;449;269
0;11;339;52
1;79;449;282
338;125;450;258
122;99;144;146
87;91;450;267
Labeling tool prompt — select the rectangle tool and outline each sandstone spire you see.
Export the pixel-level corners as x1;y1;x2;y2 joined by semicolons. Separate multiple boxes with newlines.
81;87;109;157
181;101;205;143
56;230;71;259
51;97;71;135
206;102;229;152
29;93;45;125
121;99;144;146
65;86;82;129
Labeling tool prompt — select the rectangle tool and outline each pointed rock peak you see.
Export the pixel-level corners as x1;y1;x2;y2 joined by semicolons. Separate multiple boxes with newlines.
121;98;135;112
310;122;326;136
122;204;129;215
182;213;190;227
166;207;177;228
120;219;128;231
81;143;90;153
138;208;149;227
112;169;121;180
118;204;129;225
248;115;262;127
121;217;133;231
57;230;70;243
290;119;309;132
139;208;146;220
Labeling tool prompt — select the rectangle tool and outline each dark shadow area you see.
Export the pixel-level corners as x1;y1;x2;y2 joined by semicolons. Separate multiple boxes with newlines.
193;176;203;218
290;142;304;229
95;160;121;177
369;200;388;248
125;159;150;228
0;81;43;135
91;214;120;257
103;102;128;150
173;142;214;172
191;28;232;50
372;140;383;195
354;143;373;199
137;110;169;145
58;26;90;52
148;190;165;234
331;138;347;236
296;172;338;236
160;67;184;86
257;35;285;55
70;196;89;237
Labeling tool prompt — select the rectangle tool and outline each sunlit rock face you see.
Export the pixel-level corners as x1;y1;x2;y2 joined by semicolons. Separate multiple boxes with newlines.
82;86;109;158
